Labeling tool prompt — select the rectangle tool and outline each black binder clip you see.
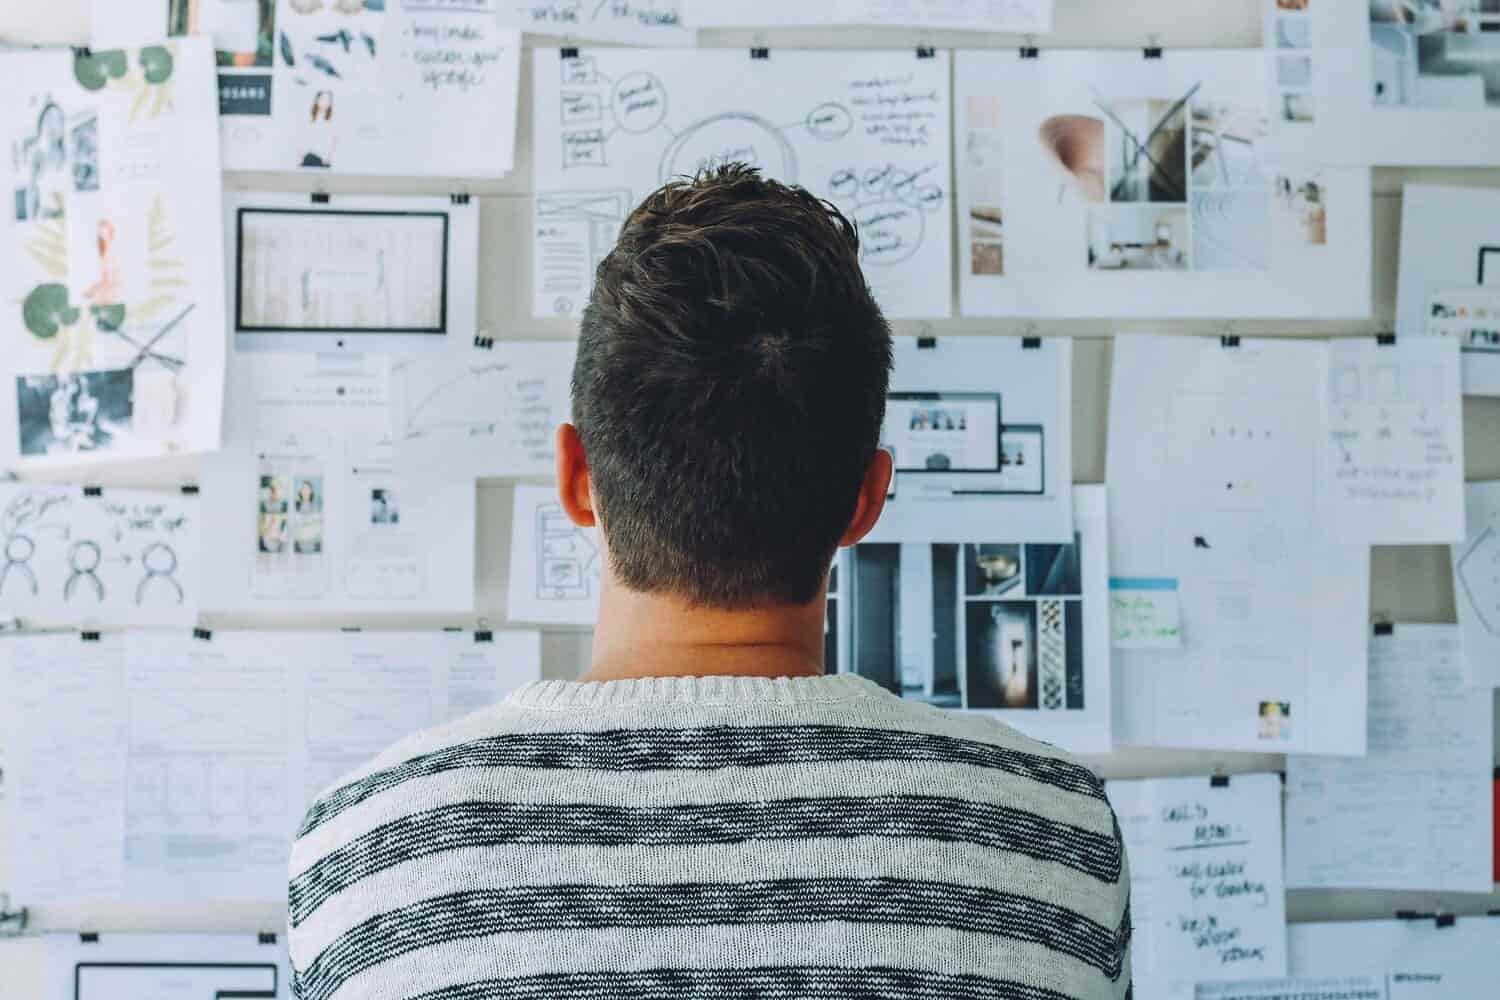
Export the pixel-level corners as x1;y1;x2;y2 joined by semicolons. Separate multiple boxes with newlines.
258;931;278;945
80;631;101;642
1374;622;1394;636
916;335;938;349
72;46;93;59
1019;35;1039;59
311;191;330;204
1220;335;1240;348
1435;914;1457;929
450;193;470;205
1022;337;1042;349
916;46;936;60
1144;36;1163;60
193;627;213;642
181;484;200;496
1209;774;1230;788
750;47;770;60
474;334;495;350
82;485;103;497
0;896;28;938
560;46;579;60
1376;332;1397;346
80;931;100;943
475;630;494;643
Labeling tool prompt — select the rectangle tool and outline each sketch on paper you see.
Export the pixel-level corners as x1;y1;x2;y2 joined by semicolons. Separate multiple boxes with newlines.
0;483;198;625
4;42;226;467
534;49;953;318
507;1;691;44
536;500;599;602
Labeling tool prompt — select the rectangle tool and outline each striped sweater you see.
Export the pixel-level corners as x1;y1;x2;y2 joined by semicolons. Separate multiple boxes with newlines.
288;673;1132;1000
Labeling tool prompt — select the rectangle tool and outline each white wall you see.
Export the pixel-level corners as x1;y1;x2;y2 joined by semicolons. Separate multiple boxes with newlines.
1;0;1498;989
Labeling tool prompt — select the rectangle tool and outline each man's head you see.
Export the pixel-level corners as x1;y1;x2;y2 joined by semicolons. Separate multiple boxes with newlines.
560;164;893;609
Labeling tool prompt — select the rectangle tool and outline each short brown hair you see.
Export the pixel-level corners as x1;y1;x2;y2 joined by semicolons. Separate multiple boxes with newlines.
572;164;892;608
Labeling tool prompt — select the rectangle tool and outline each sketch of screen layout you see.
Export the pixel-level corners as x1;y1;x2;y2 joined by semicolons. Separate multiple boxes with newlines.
536;500;599;601
534;189;634;317
76;960;278;999
842;539;1085;713
226;192;478;353
1456;524;1500;638
883;392;1043;498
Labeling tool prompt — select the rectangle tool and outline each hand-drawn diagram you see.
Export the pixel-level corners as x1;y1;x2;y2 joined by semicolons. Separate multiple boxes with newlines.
536;500;599;601
4;42;227;467
0;483;199;625
534;49;953;318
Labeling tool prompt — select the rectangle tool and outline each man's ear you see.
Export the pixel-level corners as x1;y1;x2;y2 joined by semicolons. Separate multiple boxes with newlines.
555;423;596;528
838;447;893;547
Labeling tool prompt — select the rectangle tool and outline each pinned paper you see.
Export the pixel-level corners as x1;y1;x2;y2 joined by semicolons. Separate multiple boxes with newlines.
1110;577;1182;649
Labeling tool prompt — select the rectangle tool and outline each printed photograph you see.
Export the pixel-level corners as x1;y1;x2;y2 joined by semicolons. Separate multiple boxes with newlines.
1100;97;1188;203
1086;204;1190;270
370;487;399;524
849;544;963;708
1024;538;1082;596
1280;91;1316;123
1278;54;1314;88
258;511;288;554
1277;0;1311;9
259;473;289;514
966;601;1038;710
966;95;1006;275
16;369;134;457
1193;191;1273;270
1370;0;1500;109
965;544;1022;597
1276;16;1313;48
1258;700;1292;741
1039;113;1105;203
1274;174;1329;246
1190;103;1270;188
11;99;72;221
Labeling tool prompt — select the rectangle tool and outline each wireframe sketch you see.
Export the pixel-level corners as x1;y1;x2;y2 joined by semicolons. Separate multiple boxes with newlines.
0;484;199;625
536;500;599;601
1370;0;1500;109
534;49;953;318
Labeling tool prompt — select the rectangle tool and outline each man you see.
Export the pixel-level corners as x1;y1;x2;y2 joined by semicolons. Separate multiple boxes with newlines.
289;164;1131;1000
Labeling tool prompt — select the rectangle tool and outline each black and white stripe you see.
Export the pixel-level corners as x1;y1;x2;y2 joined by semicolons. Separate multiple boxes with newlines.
295;879;1121;1000
296;724;1106;837
290;795;1121;927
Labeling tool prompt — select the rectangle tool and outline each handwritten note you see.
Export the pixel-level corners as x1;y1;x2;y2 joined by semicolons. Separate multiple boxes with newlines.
1196;978;1386;1000
1108;774;1288;1000
507;1;692;44
1110;577;1183;649
1325;337;1465;544
1285;625;1493;893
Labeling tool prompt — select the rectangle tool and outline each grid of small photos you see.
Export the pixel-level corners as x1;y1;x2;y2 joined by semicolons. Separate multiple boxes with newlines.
1272;0;1314;123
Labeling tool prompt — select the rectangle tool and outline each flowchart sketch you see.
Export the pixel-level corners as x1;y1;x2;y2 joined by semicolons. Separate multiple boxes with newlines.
533;48;953;319
0;483;199;627
508;483;601;624
1453;479;1500;688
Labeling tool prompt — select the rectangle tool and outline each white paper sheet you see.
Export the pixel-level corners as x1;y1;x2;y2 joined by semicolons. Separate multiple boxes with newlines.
1395;185;1500;396
2;629;540;904
1286;625;1494;893
0;40;228;468
840;485;1110;753
93;1;521;176
1295;5;1500;166
1196;979;1387;1000
1289;915;1500;997
392;339;575;479
224;191;480;356
0;483;199;627
200;352;476;616
1107;774;1288;1000
39;931;291;999
1453;480;1500;688
508;483;601;625
532;48;953;319
866;336;1073;543
1324;336;1465;544
506;1;692;44
684;0;1052;31
1108;335;1370;754
954;49;1372;318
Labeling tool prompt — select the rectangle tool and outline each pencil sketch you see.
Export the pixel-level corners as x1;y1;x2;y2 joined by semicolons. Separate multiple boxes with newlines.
536;500;599;602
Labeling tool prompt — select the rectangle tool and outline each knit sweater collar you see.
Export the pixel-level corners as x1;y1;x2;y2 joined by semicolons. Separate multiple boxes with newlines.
506;673;883;710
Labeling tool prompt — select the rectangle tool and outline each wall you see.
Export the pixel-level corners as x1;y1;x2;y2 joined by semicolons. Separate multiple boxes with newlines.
1;0;1499;990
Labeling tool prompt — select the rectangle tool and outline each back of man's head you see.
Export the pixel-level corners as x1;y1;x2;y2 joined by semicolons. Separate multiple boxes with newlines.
573;163;892;609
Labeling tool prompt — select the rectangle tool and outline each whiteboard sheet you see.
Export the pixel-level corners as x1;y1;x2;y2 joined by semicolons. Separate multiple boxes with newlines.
225;191;480;356
1324;336;1465;545
0;483;199;627
1395;184;1500;396
532;48;953;319
841;485;1110;753
1298;4;1500;166
867;336;1072;543
1108;335;1369;754
506;1;691;44
1286;625;1493;894
1107;774;1288;1000
684;0;1053;31
40;931;291;1000
0;40;228;469
200;352;476;616
2;629;540;904
392;339;575;479
954;49;1372;319
92;1;521;176
1453;480;1500;688
1289;915;1500;997
508;483;600;625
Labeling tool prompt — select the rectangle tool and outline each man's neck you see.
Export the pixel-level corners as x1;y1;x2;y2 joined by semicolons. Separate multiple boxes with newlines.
581;578;827;683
